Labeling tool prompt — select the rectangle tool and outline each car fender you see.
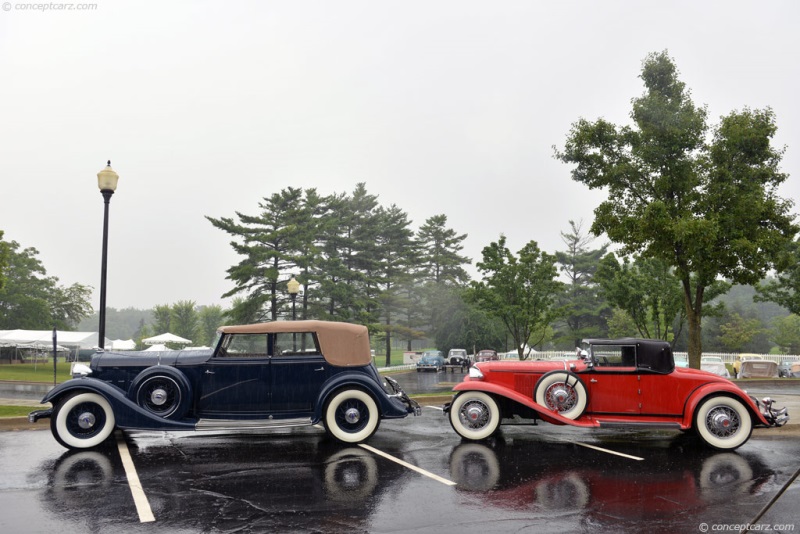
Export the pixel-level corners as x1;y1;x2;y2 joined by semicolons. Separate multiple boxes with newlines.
452;381;596;428
41;377;196;431
314;373;407;422
682;383;768;427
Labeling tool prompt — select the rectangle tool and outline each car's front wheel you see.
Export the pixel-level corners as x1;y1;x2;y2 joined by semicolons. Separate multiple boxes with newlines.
449;392;501;440
324;389;380;443
693;395;753;450
51;392;116;450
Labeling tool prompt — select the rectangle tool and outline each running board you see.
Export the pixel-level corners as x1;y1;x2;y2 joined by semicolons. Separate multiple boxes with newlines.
598;421;681;430
196;417;313;431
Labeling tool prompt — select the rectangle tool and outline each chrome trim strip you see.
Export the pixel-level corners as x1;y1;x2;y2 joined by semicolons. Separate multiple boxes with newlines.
195;417;312;431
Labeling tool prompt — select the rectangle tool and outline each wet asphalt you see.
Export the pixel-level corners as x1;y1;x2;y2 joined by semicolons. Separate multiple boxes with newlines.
1;371;799;533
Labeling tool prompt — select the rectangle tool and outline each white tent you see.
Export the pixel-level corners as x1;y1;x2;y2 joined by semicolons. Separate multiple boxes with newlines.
143;344;169;352
110;339;136;351
142;333;192;345
0;329;108;350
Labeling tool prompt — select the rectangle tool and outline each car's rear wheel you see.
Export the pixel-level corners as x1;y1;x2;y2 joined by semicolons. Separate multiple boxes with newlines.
533;371;588;420
51;392;116;450
449;392;501;440
693;395;753;450
324;389;380;443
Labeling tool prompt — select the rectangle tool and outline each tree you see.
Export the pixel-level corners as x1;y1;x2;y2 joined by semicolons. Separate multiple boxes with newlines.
0;240;93;330
606;308;640;339
556;51;797;367
432;287;506;356
771;314;800;354
171;300;199;343
151;304;172;334
0;231;9;291
718;313;764;352
207;187;315;322
756;238;800;314
197;304;226;346
371;204;418;365
595;254;688;343
470;236;563;360
416;214;471;286
554;220;610;347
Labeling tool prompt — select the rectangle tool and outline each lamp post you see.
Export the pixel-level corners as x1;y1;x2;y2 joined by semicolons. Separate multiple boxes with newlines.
97;160;119;350
287;276;300;321
287;276;300;351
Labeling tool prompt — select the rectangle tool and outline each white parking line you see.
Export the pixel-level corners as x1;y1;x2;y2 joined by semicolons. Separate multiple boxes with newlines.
425;405;444;411
116;433;156;522
571;440;644;461
358;443;457;486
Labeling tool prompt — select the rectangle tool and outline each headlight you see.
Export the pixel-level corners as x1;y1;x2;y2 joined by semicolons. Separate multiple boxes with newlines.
468;366;484;380
70;363;92;377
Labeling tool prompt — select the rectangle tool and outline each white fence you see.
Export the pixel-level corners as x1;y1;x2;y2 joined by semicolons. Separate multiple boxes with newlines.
516;350;797;365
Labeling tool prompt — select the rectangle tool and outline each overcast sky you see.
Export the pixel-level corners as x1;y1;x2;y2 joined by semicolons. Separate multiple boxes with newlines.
1;0;798;311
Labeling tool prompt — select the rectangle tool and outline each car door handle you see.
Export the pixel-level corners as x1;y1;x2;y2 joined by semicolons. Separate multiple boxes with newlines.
205;370;215;375
314;367;325;372
590;378;597;383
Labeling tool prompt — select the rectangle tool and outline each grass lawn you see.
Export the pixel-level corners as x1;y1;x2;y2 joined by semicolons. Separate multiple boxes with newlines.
0;362;73;384
0;405;45;417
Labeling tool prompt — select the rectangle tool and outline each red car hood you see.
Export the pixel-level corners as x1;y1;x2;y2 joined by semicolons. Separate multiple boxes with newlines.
475;359;589;373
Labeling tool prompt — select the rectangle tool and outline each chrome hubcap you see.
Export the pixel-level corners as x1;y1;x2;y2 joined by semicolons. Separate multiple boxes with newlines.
707;406;739;437
466;405;485;422
150;388;168;406
77;411;96;429
345;407;361;424
545;383;576;411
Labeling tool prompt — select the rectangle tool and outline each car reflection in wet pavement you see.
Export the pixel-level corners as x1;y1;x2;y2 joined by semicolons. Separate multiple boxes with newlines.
448;435;780;532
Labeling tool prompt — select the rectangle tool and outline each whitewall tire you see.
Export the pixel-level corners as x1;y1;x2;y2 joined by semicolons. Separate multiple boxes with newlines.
51;392;116;450
324;389;380;443
694;396;753;450
449;392;501;441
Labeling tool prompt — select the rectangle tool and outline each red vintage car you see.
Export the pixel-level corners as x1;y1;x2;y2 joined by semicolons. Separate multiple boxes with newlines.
444;338;788;450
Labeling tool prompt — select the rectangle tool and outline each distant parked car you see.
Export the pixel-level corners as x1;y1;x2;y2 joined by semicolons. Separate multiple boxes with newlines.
738;359;779;379
700;356;730;378
29;320;420;450
445;338;789;450
733;354;764;378
447;349;470;367
674;354;690;368
416;351;445;372
778;360;800;378
474;350;500;363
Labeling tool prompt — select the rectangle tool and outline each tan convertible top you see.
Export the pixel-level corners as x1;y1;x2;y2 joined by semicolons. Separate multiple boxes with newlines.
217;320;372;367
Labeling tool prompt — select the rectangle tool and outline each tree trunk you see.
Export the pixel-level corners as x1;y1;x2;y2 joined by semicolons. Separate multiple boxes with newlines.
384;332;391;367
682;279;704;369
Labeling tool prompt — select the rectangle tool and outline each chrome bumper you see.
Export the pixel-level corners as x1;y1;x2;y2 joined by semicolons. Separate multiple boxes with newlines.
385;376;421;416
28;408;53;424
754;396;789;427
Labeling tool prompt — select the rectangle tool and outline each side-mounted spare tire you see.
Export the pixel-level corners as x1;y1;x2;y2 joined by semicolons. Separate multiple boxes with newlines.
533;370;588;420
128;367;192;420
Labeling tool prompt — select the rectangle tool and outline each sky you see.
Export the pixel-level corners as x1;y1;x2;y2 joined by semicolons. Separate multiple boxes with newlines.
1;0;799;311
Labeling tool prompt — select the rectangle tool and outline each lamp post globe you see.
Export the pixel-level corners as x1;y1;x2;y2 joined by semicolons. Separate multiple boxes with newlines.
97;160;119;350
287;276;300;321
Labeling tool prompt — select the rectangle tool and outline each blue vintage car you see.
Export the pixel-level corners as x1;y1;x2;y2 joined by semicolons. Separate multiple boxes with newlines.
416;351;445;372
30;320;420;449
